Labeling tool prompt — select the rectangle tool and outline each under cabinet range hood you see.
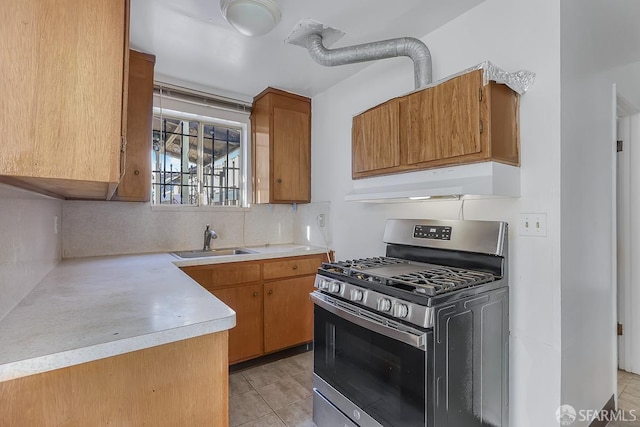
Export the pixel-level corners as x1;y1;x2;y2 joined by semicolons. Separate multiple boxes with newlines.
344;161;520;202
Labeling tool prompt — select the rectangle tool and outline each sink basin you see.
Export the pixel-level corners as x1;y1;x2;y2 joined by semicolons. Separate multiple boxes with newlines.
172;248;257;259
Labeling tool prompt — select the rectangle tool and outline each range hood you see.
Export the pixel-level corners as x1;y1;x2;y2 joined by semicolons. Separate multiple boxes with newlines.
344;162;520;203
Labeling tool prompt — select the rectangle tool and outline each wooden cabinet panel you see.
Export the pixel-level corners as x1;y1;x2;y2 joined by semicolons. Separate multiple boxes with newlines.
403;87;437;164
0;0;129;199
251;87;311;204
182;262;261;289
435;70;482;159
263;256;323;280
211;285;263;364
352;99;400;174
114;50;155;202
272;106;311;202
0;333;228;427
353;69;519;179
181;253;323;364
263;276;315;353
487;82;520;164
405;70;482;165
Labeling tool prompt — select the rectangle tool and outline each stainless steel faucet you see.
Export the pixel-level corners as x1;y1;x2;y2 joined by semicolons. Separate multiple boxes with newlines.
203;224;218;251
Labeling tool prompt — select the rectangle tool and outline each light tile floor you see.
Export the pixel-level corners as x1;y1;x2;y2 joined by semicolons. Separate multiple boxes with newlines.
607;370;640;426
230;358;640;426
229;351;316;427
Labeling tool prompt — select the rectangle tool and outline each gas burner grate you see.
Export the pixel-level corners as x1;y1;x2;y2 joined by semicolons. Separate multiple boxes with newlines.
390;267;495;295
320;257;407;275
319;257;497;297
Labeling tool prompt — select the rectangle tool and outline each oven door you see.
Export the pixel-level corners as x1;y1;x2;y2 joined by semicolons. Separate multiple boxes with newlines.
311;291;432;427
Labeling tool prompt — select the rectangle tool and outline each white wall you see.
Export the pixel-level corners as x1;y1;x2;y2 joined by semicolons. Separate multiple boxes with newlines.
0;184;62;320
559;67;616;425
558;1;640;422
611;61;640;110
311;0;562;425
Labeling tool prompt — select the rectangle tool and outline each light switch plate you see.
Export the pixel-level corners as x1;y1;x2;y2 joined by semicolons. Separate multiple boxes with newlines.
519;213;547;237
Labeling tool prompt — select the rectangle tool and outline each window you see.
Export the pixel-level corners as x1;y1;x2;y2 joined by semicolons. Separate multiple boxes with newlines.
151;84;250;207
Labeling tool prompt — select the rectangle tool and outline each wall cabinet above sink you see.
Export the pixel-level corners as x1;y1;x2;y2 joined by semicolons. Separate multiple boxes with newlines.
352;69;520;179
251;88;311;204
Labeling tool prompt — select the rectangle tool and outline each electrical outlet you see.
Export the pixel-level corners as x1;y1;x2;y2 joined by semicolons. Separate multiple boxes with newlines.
317;214;326;228
519;213;547;237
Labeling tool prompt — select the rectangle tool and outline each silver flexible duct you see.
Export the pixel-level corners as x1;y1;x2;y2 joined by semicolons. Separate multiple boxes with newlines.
305;33;432;89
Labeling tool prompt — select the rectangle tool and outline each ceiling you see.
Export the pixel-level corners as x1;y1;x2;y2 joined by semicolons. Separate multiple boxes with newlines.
130;0;486;101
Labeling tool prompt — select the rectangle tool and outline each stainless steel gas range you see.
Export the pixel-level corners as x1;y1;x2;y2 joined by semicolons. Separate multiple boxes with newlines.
311;219;509;427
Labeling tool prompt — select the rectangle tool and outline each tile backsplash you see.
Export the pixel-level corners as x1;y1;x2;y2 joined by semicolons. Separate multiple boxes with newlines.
0;184;62;320
62;202;300;258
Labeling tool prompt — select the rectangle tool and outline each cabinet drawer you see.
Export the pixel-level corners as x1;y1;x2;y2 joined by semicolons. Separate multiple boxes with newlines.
182;262;261;289
263;256;322;280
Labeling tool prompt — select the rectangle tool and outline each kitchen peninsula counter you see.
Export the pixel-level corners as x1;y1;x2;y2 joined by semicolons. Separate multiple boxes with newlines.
0;244;327;426
0;244;326;382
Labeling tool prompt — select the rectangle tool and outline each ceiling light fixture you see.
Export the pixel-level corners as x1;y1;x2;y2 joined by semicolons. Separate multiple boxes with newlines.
220;0;281;37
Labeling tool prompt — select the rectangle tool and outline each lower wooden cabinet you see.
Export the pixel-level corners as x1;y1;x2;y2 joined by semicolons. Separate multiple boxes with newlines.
263;276;315;353
210;284;263;363
0;333;229;426
181;254;325;364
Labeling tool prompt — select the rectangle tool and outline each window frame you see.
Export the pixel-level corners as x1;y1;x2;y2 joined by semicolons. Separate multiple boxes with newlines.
150;97;251;210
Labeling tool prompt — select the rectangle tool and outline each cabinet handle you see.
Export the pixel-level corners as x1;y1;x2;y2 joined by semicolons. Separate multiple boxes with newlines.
292;265;298;270
134;170;140;176
253;292;258;297
268;289;273;295
277;178;282;184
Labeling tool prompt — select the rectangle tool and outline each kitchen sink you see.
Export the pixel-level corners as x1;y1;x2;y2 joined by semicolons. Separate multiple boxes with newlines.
171;248;258;259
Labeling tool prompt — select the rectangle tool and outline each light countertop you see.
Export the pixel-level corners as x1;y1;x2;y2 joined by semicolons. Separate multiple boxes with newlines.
0;244;327;382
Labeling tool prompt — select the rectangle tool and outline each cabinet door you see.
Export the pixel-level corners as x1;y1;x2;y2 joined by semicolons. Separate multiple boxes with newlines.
404;86;437;164
211;284;263;364
434;70;483;160
352;99;400;176
114;50;155;201
0;0;127;198
272;105;311;202
263;276;315;353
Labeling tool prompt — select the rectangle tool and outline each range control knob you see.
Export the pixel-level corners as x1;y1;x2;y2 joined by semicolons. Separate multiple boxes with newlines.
328;281;342;294
392;303;409;318
350;289;364;302
317;279;330;290
377;298;392;312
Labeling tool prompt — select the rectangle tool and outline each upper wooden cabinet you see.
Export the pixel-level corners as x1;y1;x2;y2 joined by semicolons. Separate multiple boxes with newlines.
113;50;155;202
251;88;311;204
352;99;401;175
352;69;520;179
0;0;130;199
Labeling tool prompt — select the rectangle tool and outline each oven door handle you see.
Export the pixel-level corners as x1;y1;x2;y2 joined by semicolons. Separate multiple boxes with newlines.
311;292;427;351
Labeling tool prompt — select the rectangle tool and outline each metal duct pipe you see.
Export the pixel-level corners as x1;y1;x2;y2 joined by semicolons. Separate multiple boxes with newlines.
305;33;432;89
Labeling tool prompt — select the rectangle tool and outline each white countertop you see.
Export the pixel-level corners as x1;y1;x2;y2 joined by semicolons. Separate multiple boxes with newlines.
0;244;327;382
